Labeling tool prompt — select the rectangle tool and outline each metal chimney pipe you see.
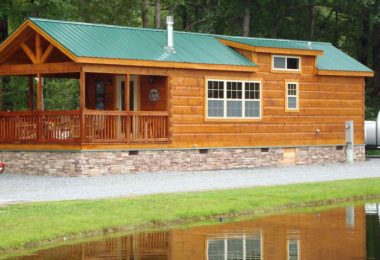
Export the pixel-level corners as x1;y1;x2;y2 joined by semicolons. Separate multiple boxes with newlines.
165;16;175;53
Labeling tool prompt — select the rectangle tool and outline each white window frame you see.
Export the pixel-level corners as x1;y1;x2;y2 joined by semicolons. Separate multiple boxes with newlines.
285;82;299;111
272;55;301;71
287;239;300;260
206;79;262;119
206;233;263;260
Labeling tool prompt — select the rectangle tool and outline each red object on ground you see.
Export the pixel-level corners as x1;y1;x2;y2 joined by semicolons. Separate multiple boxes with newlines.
0;162;5;174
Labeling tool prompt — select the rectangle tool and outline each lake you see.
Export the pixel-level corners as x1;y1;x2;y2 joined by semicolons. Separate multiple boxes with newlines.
8;202;380;259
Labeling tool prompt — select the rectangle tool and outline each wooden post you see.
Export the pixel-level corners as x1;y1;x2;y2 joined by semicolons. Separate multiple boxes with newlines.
125;74;131;142
80;71;86;143
28;76;34;111
36;73;42;142
0;76;3;111
36;73;42;111
125;74;130;112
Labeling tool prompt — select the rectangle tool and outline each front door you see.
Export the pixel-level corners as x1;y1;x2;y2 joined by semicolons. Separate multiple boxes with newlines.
116;75;139;111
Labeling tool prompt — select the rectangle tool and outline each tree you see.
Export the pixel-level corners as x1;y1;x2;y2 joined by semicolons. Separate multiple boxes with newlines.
142;0;149;27
242;0;251;36
155;0;161;28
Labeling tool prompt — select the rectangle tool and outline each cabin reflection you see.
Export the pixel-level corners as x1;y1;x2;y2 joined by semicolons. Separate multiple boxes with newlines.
15;206;366;260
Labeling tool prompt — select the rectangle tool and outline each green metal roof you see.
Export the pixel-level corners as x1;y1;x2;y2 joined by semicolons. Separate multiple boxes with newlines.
219;36;373;72
28;18;256;67
27;18;372;73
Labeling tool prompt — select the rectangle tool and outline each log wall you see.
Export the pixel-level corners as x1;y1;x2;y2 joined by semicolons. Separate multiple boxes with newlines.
168;52;365;148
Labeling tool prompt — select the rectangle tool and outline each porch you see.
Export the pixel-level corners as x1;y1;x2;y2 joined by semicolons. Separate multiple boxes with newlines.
0;27;171;146
0;110;169;144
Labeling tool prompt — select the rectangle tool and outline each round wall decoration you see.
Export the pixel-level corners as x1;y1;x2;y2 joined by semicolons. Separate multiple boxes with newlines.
149;88;160;102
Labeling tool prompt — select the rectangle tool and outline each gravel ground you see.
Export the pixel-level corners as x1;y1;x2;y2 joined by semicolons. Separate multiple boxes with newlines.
1;159;380;204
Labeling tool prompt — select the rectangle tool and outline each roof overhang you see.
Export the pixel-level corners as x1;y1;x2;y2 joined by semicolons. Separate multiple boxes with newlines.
217;38;324;56
317;69;374;77
75;57;258;72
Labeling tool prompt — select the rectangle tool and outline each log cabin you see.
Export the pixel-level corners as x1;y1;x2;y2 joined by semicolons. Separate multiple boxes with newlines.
0;17;374;176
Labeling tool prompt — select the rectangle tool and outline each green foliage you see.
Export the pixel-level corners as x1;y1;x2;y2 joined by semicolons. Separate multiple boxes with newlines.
1;77;79;111
1;178;380;253
43;78;79;111
2;77;29;111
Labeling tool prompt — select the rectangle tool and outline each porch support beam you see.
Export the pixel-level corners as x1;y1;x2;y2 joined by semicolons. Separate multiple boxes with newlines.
36;73;43;111
80;70;86;142
124;74;130;112
28;76;34;110
40;44;54;64
0;62;81;76
20;42;37;64
125;74;131;142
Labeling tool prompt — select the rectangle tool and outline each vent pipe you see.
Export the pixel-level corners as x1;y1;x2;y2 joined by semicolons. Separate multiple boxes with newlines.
165;16;175;53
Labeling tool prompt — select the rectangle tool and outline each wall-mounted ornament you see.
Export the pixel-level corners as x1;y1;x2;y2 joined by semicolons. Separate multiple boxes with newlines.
149;88;160;102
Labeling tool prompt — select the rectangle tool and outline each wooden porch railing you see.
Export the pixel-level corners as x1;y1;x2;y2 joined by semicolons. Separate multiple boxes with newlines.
0;110;169;144
0;110;81;144
84;110;169;143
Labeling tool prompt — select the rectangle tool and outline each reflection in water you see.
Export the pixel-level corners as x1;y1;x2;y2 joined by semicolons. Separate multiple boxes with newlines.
207;233;262;260
366;204;380;260
10;204;380;260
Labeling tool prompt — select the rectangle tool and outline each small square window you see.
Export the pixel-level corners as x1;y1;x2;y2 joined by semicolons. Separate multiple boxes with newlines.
287;58;299;70
208;81;224;99
227;100;242;117
208;100;224;117
274;56;286;69
273;56;300;71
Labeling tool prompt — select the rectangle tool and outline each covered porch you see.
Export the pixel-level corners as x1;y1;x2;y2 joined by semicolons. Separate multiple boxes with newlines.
0;71;169;145
0;20;172;146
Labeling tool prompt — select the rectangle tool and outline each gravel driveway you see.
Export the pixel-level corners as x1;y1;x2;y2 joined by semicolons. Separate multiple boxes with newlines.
1;159;380;204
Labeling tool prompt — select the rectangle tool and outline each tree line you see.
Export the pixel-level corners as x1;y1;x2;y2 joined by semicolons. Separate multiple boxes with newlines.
0;0;379;117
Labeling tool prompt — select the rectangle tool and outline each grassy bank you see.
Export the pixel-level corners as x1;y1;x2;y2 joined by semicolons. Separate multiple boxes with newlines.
2;178;380;253
366;149;380;156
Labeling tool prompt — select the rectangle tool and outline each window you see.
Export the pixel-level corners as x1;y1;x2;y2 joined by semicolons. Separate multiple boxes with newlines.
287;239;300;260
207;234;262;260
346;206;355;228
207;80;261;119
286;82;299;111
273;55;300;71
208;239;225;260
95;80;105;110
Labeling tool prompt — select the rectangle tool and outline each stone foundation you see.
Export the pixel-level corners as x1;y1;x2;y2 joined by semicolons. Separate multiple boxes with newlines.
0;145;365;176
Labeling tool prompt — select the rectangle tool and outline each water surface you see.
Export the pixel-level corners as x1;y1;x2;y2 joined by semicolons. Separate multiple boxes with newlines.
9;203;380;259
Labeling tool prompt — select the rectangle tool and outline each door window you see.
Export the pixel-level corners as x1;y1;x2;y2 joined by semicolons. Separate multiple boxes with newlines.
95;80;105;110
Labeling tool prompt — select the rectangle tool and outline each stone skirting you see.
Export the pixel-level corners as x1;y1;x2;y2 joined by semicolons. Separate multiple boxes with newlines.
0;145;365;176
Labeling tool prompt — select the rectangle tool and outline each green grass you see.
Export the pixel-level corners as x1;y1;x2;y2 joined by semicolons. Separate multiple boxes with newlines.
2;178;380;253
366;149;380;156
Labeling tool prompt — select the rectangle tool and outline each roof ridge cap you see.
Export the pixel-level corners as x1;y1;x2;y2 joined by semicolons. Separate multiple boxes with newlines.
27;17;167;33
